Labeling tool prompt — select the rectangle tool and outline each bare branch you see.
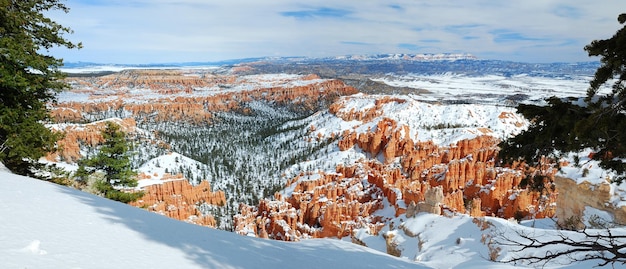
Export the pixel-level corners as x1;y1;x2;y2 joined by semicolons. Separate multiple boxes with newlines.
494;227;626;267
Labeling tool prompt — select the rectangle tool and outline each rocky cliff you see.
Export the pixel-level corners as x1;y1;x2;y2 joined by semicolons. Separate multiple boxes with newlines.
46;118;139;163
555;176;626;229
235;165;385;240
46;117;226;227
131;177;226;228
235;135;557;240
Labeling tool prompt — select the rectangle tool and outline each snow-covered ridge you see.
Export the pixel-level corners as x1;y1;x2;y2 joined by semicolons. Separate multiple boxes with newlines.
310;93;528;146
372;73;610;106
137;152;207;187
5;168;622;268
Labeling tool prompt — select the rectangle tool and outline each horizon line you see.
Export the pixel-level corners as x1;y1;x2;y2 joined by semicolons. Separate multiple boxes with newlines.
60;52;600;67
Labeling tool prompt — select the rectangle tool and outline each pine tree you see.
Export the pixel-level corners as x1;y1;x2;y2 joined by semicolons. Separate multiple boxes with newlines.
499;13;626;182
577;13;626;178
78;122;142;203
0;0;81;175
585;13;626;108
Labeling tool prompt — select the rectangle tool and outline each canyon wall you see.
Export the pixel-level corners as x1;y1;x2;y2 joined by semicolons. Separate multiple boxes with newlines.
53;70;561;242
53;70;357;124
46;117;225;227
51;71;355;164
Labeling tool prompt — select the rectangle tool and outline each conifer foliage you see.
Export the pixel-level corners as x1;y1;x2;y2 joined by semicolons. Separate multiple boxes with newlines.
77;122;142;203
0;0;80;175
499;13;626;182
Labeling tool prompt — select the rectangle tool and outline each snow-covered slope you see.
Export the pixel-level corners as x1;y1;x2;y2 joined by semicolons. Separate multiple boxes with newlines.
0;169;425;269
314;93;527;145
137;152;209;187
352;211;624;269
372;73;609;106
275;93;527;181
5;167;623;268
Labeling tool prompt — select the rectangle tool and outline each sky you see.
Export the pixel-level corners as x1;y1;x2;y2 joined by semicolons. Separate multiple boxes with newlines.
48;0;626;64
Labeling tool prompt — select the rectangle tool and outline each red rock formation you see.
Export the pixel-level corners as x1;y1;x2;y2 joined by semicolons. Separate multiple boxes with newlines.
329;95;407;122
131;179;226;228
52;71;357;125
46;118;138;163
50;107;84;123
236;116;558;241
336;117;557;219
234;166;386;241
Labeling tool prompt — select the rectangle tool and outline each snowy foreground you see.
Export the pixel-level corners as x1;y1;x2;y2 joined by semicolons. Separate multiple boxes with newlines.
0;169;423;269
2;167;623;269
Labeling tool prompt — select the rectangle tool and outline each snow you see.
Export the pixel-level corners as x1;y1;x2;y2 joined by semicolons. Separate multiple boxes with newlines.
557;149;626;209
372;73;611;106
6;167;622;268
353;212;625;268
557;149;611;185
0;170;425;269
310;93;527;147
137;152;206;187
583;206;615;228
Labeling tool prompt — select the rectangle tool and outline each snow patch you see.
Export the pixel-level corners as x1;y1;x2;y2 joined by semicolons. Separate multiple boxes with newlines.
20;240;47;255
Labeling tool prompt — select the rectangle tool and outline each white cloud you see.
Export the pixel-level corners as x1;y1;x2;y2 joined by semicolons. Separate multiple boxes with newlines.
49;0;626;63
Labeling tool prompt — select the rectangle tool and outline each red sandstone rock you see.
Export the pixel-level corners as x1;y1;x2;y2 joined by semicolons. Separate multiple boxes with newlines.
234;166;386;241
52;71;357;125
131;179;226;228
46;118;137;163
235;115;558;241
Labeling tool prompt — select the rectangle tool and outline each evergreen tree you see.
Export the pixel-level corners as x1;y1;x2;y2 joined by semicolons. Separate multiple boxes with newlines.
585;13;626;109
499;13;626;182
78;122;142;203
0;0;81;175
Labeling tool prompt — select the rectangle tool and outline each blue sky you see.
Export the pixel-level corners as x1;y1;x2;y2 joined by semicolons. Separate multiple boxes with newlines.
48;0;626;64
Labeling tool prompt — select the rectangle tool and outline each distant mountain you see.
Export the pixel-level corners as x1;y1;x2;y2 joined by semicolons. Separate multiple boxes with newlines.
62;54;600;78
237;57;599;78
62;53;477;69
